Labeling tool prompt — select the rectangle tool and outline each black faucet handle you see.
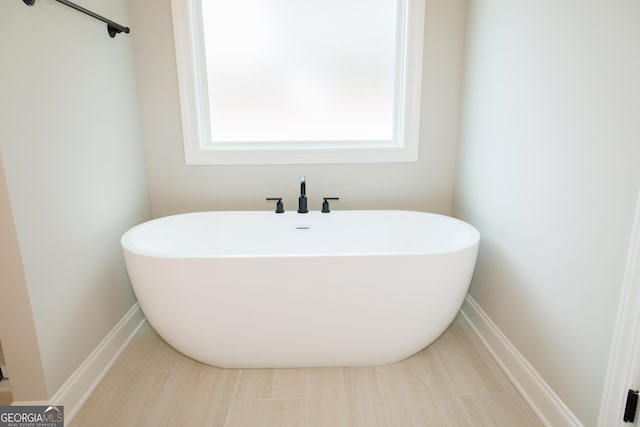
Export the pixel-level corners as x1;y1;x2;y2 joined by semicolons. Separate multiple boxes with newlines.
321;197;340;213
266;197;284;213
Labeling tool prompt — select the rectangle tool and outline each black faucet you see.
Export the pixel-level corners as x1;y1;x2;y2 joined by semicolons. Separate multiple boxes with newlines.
266;197;284;213
298;176;308;213
321;197;339;213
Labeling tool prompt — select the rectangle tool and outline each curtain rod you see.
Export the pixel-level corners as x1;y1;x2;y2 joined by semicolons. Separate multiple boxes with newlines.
23;0;130;38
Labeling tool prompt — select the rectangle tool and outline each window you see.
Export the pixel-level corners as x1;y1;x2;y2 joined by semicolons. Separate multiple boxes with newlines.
171;0;425;165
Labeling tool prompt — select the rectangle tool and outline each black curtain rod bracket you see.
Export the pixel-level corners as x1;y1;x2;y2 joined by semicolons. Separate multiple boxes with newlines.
23;0;130;38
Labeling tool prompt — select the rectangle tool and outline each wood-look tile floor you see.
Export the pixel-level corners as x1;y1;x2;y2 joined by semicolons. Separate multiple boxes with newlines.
69;316;542;426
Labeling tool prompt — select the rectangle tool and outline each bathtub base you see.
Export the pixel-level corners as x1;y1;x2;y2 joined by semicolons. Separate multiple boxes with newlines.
127;251;477;368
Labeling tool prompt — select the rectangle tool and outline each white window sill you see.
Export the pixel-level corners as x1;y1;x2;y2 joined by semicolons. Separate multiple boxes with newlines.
184;140;419;165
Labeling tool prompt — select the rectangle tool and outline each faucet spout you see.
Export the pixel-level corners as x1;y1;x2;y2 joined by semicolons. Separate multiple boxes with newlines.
298;176;308;213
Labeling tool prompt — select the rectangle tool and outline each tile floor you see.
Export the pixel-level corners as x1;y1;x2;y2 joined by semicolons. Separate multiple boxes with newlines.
69;316;542;426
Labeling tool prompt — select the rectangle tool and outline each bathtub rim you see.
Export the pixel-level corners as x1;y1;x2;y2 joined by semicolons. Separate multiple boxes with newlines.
121;209;480;259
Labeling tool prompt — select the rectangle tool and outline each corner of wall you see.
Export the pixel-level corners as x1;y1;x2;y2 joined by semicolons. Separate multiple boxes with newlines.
0;154;49;402
51;304;145;423
461;295;583;427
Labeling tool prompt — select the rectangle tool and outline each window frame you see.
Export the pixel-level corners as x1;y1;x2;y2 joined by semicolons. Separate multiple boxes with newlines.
171;0;425;165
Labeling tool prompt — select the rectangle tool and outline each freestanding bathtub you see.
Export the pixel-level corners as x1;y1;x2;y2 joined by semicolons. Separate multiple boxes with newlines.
121;210;479;368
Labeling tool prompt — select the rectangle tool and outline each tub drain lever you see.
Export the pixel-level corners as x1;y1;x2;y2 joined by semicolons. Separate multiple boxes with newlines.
266;197;284;214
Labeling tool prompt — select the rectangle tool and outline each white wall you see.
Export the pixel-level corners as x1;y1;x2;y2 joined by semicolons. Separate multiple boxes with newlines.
454;1;640;425
129;0;467;217
0;0;150;398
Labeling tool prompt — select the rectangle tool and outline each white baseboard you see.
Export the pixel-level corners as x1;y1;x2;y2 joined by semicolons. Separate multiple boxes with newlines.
461;295;583;427
44;303;145;421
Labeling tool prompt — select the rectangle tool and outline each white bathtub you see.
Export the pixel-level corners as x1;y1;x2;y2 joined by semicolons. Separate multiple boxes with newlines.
121;210;479;368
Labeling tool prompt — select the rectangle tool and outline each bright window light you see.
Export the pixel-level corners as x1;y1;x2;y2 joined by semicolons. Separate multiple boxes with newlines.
171;0;425;164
